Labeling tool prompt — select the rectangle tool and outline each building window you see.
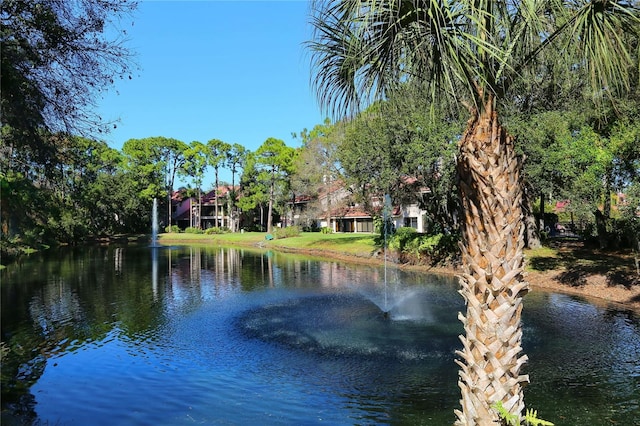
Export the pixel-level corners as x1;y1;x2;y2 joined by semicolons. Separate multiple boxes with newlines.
404;217;418;229
356;219;374;233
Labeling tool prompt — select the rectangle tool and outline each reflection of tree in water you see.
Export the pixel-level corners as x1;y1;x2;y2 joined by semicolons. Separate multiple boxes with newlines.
2;260;111;422
1;329;45;424
1;246;167;422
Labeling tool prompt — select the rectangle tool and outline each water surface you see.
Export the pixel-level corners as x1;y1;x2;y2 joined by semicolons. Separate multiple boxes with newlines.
1;245;638;425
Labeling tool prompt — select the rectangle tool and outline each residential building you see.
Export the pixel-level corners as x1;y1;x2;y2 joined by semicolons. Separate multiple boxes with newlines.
173;186;237;230
173;179;432;234
287;179;431;233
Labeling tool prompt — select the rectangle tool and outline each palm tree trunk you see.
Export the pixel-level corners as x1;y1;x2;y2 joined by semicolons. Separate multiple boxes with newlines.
597;172;612;249
267;176;274;233
325;179;332;231
539;193;546;234
523;185;541;249
215;169;219;228
198;188;202;229
231;170;236;232
454;104;529;425
167;192;172;231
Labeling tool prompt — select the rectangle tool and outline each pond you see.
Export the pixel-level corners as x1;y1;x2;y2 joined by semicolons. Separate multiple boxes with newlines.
1;245;639;425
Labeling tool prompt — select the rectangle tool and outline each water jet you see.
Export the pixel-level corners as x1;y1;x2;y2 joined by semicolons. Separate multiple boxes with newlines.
151;198;159;247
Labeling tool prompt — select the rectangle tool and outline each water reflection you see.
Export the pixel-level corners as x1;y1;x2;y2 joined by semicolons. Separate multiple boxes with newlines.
1;245;639;425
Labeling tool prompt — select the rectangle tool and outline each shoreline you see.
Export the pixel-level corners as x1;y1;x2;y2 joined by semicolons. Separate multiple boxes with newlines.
252;244;640;315
154;233;640;314
524;268;640;313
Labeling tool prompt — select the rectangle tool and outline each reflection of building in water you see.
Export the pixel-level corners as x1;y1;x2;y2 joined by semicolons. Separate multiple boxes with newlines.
316;260;384;289
114;247;123;273
165;247;249;304
162;247;412;305
189;246;201;283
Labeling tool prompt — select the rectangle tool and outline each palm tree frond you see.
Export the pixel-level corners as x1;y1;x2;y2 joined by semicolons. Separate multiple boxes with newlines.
308;0;481;118
568;0;640;97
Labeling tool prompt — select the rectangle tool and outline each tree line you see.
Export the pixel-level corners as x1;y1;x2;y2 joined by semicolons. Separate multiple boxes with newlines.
3;82;637;255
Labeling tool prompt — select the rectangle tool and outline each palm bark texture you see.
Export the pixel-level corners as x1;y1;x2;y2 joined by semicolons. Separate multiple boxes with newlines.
455;99;529;424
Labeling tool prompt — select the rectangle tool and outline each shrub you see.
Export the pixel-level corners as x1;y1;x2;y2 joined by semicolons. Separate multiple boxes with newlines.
609;217;640;249
204;227;229;235
397;231;460;265
184;227;203;234
407;233;441;256
273;226;301;239
165;225;181;233
374;217;395;238
303;223;321;232
321;226;333;234
492;401;554;425
387;227;418;251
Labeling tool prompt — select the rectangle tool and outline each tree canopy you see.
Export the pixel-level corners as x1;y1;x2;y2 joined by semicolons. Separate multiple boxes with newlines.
253;138;296;232
1;0;137;170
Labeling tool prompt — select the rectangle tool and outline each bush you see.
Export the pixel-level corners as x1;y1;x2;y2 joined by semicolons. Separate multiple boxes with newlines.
609;217;640;249
374;217;395;238
387;227;417;251
165;225;181;233
321;226;333;234
273;226;301;239
184;227;203;234
302;223;321;232
204;227;229;235
406;233;441;256
393;230;460;265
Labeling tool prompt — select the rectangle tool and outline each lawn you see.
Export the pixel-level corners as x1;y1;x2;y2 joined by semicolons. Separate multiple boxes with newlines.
158;231;379;257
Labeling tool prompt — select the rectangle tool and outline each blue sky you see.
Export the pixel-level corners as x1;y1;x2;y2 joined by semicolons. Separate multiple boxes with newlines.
98;0;326;186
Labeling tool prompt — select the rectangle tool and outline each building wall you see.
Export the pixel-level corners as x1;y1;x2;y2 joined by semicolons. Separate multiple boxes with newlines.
398;204;426;233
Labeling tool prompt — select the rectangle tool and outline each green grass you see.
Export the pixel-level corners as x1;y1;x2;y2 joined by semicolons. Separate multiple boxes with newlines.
270;232;378;256
158;231;379;257
524;246;560;271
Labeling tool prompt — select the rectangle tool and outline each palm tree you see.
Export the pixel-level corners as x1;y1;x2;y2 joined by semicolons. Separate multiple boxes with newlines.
308;1;639;424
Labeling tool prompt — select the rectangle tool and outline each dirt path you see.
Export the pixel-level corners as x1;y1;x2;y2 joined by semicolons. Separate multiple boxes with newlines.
525;268;640;312
408;262;640;313
522;240;640;312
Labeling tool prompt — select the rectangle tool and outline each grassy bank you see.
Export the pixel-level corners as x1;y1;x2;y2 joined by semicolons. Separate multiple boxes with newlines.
158;231;640;309
158;231;380;258
158;231;581;272
158;231;639;278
